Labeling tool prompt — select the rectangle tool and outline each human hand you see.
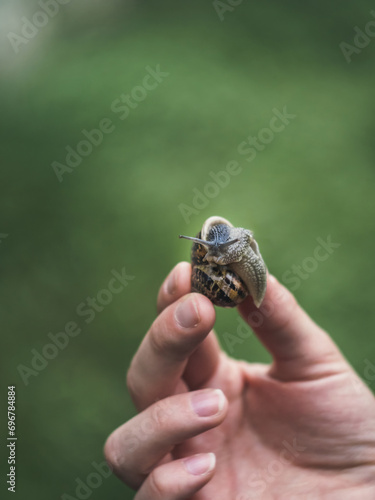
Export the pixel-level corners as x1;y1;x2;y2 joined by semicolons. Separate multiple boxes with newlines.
104;262;375;499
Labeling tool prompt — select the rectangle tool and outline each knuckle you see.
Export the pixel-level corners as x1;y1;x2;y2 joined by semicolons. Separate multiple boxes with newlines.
103;434;121;473
126;366;133;392
126;364;138;397
104;429;143;488
149;321;172;356
148;469;166;499
126;367;145;409
156;294;164;314
149;398;175;429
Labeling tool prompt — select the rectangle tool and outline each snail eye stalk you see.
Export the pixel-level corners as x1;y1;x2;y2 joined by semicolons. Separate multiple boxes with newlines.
179;235;239;248
179;235;215;246
217;238;239;248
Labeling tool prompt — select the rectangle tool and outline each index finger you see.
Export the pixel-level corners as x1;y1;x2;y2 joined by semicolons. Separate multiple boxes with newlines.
127;293;217;411
156;261;223;389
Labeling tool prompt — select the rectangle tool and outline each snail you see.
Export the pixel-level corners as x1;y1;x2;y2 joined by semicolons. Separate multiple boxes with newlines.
179;216;267;308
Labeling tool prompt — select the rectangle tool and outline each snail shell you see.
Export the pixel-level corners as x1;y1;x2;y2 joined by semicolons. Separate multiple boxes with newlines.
179;216;267;308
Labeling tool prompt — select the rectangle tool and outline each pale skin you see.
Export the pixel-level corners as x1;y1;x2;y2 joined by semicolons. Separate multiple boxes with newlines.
104;262;375;500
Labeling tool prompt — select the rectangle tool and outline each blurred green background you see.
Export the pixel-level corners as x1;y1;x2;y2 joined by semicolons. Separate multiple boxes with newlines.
1;0;375;498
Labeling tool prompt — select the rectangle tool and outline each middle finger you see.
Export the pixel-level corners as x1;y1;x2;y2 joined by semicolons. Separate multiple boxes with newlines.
104;389;227;489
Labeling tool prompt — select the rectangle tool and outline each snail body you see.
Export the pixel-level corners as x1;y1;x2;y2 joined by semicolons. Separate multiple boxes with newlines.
180;216;267;308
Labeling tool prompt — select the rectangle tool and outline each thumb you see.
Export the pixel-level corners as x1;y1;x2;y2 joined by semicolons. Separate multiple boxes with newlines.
238;275;348;381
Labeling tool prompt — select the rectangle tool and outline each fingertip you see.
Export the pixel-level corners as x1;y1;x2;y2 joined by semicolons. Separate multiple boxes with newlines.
173;294;216;340
183;452;216;476
170;261;191;290
165;261;191;297
190;388;228;420
267;273;278;285
266;273;290;298
137;453;215;499
157;262;192;313
216;388;227;414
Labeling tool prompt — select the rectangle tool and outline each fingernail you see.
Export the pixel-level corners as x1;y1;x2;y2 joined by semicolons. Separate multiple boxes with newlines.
191;389;225;417
184;453;216;476
166;269;177;295
175;297;200;328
